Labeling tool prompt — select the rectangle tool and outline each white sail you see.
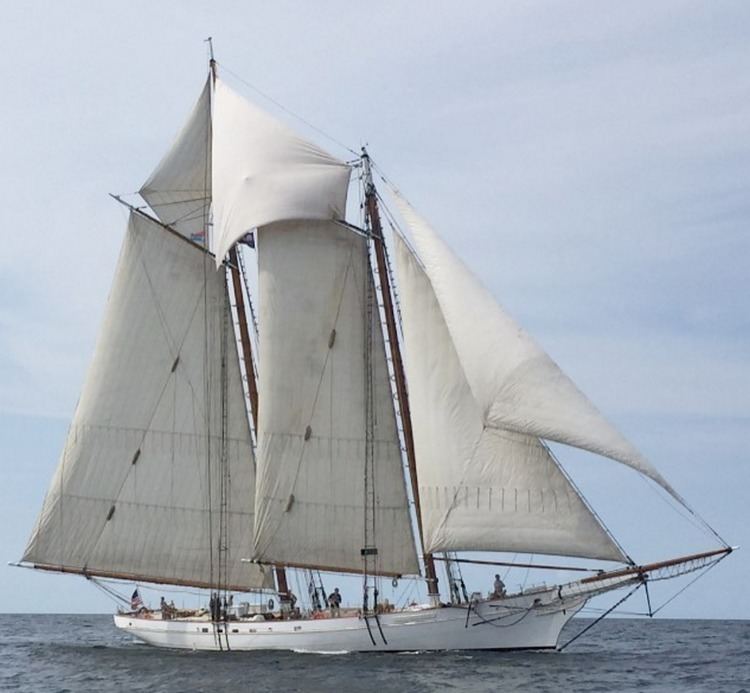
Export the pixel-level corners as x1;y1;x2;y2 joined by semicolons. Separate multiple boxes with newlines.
393;234;626;561
253;220;419;576
211;78;351;265
140;79;211;241
23;213;272;591
392;194;681;503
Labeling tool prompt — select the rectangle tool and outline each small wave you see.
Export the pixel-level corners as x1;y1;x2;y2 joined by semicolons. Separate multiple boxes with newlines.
292;648;350;655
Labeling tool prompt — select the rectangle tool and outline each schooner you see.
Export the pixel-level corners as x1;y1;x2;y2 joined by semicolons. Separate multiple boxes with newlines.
18;53;733;652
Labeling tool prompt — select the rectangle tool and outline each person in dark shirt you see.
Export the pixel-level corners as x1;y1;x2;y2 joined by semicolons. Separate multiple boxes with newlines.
493;574;506;598
328;587;342;617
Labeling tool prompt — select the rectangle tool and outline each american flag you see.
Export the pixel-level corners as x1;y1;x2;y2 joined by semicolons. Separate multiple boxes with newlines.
190;229;206;245
131;589;143;611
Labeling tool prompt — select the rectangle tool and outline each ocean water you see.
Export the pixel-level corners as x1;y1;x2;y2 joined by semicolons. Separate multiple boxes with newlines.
0;615;748;692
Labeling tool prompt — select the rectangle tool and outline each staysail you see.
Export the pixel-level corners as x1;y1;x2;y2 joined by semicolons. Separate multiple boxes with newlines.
252;220;419;576
392;194;681;504
23;213;272;591
394;233;627;561
140;79;212;241
211;78;351;265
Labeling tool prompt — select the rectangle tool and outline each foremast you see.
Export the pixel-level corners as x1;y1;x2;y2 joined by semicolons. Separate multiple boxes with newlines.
361;150;440;604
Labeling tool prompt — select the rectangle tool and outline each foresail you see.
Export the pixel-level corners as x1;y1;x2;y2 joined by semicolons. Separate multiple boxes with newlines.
140;79;211;241
392;194;681;504
23;213;272;591
393;234;626;562
211;78;351;265
253;220;419;576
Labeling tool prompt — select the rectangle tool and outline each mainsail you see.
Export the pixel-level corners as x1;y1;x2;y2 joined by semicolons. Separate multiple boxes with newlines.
23;213;271;591
140;79;212;241
252;220;420;576
394;233;627;562
211;78;351;265
392;194;682;504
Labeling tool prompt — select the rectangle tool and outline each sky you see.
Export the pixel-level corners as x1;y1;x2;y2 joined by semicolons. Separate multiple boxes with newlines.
0;1;747;618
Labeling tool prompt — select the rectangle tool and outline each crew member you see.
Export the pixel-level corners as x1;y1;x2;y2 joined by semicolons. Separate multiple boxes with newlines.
493;574;506;598
328;587;342;617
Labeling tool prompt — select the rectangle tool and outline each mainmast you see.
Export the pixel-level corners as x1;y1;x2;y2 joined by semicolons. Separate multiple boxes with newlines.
361;150;440;602
209;45;291;611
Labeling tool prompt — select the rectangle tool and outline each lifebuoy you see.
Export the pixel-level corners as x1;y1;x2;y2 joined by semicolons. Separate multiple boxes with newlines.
267;598;275;611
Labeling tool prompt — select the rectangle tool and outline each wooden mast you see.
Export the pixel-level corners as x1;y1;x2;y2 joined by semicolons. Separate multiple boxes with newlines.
209;46;291;609
361;150;440;601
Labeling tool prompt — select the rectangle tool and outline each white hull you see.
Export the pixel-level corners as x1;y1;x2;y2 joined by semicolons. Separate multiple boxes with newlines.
114;589;586;652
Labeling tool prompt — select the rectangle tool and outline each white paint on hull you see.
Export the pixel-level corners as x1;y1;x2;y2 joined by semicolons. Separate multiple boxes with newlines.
114;589;586;652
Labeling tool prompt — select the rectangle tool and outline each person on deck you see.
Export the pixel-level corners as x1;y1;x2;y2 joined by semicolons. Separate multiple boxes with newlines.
493;574;506;598
160;596;170;620
328;587;342;617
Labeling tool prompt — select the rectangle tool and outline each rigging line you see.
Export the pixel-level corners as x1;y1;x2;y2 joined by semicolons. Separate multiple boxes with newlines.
362;174;423;578
88;577;131;606
214;61;359;158
635;472;729;548
649;554;726;617
375;190;426;275
502;555;518;582
141;195;209;210
156;205;211;226
637;473;708;536
110;197;222;262
470;603;535;629
203;65;218;600
558;581;643;651
542;441;633;564
217;279;231;598
520;555;533;592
